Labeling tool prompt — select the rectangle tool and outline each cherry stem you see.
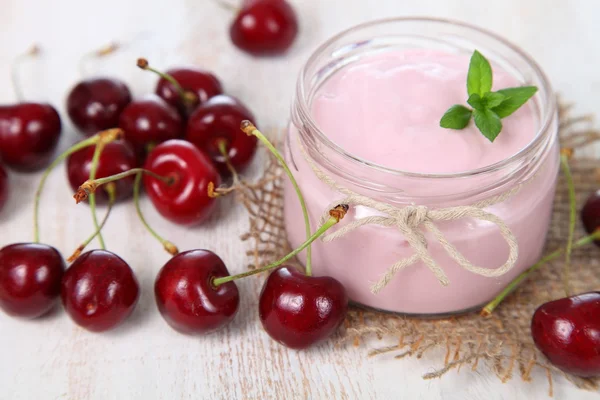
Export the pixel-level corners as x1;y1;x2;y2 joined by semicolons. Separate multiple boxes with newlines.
481;229;600;316
88;142;107;249
133;172;179;256
217;139;239;182
560;148;576;297
136;58;197;105
67;183;116;263
74;168;174;203
213;0;240;13
33;128;124;243
213;204;348;287
240;121;314;275
10;44;39;102
78;41;119;78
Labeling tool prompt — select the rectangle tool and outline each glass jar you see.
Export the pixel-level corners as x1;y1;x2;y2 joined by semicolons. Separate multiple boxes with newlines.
283;18;559;316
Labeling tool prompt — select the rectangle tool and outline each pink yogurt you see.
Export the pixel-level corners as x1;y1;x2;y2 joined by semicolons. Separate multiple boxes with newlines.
283;49;559;315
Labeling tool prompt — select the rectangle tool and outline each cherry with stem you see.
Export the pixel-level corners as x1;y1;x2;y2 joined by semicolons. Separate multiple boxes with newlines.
1;45;62;171
239;120;313;274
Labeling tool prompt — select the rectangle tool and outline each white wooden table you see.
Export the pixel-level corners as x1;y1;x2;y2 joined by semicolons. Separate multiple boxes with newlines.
1;0;599;398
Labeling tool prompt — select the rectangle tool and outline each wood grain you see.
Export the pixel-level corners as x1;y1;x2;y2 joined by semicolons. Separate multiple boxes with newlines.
0;0;599;399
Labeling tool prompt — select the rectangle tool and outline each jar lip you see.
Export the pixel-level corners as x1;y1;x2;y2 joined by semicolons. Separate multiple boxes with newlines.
296;17;556;179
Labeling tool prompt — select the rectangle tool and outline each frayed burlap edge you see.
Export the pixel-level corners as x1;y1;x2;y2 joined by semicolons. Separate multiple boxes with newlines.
230;101;600;397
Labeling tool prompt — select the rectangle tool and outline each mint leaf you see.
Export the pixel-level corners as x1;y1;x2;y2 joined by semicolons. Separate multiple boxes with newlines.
483;92;505;108
467;94;484;110
473;108;502;142
491;86;538;118
440;105;472;129
467;50;493;97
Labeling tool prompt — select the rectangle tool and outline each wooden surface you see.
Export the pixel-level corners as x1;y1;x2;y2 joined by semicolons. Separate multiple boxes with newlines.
1;0;599;399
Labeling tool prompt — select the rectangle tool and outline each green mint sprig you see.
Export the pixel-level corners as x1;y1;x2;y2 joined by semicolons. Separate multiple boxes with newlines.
440;50;538;142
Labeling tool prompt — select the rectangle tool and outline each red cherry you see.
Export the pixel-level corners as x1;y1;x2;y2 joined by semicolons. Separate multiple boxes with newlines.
155;68;223;116
185;95;257;175
118;95;183;158
0;103;61;171
259;266;348;349
0;243;65;319
531;292;600;377
61;249;139;332
230;0;298;56
66;77;132;136
581;190;600;245
66;140;138;203
143;140;220;225
155;249;239;334
0;163;8;211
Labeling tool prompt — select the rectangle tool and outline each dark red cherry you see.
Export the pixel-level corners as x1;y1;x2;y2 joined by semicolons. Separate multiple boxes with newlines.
0;163;7;212
66;77;132;136
155;249;239;334
66;140;138;203
155;68;222;117
230;0;298;56
531;292;600;377
259;266;348;349
0;243;65;319
185;95;257;175
61;249;139;332
0;103;61;171
581;190;600;245
143;140;220;225
118;94;183;158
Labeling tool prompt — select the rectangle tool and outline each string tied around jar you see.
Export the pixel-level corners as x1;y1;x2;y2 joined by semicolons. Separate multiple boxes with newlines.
299;143;521;294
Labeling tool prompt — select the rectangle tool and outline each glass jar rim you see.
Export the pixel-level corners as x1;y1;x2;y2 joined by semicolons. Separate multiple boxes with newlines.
295;17;556;180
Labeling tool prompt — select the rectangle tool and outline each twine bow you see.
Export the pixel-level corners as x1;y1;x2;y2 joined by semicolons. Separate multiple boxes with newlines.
300;144;520;294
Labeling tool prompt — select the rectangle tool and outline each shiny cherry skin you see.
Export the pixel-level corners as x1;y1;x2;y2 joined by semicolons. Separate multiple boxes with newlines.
66;140;138;203
118;94;183;158
0;103;61;170
143;140;220;225
155;68;223;117
0;243;65;319
531;292;600;377
259;265;348;349
155;249;239;334
0;163;7;211
61;250;139;332
581;190;600;245
230;0;298;56
185;95;257;176
66;77;132;136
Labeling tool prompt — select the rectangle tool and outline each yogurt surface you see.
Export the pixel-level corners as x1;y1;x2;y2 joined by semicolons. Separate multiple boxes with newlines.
311;50;537;173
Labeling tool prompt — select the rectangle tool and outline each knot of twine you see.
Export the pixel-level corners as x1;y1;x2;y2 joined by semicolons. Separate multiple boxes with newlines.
300;144;521;294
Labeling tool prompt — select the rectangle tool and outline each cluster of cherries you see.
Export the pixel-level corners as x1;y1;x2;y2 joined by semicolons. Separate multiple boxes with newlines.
0;43;347;349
